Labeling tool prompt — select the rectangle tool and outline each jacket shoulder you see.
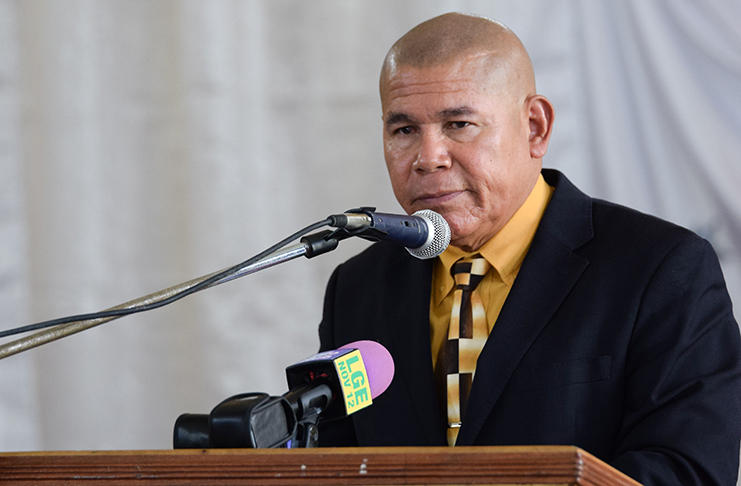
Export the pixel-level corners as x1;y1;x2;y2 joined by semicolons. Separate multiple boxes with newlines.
542;169;705;254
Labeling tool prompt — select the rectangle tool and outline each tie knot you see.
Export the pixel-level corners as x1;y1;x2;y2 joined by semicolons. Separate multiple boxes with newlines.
451;256;491;290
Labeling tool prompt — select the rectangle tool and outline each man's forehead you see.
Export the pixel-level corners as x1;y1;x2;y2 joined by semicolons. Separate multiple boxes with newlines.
386;50;497;77
382;55;508;104
384;75;481;101
384;54;497;87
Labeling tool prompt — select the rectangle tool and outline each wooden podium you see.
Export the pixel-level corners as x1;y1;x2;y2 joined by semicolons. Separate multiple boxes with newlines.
0;446;641;485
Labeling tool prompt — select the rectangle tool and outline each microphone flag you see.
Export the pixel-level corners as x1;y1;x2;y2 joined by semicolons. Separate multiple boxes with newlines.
285;347;372;417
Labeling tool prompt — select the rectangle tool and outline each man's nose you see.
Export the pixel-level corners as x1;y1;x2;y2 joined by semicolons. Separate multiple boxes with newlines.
414;132;451;172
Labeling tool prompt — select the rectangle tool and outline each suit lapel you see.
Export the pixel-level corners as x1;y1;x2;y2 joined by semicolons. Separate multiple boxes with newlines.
457;170;594;445
383;252;447;445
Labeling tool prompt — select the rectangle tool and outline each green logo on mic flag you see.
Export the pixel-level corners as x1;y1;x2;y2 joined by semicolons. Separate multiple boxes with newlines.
334;349;372;414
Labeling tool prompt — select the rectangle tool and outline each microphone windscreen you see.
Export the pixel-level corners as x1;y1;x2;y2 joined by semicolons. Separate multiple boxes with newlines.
407;209;451;259
338;340;394;399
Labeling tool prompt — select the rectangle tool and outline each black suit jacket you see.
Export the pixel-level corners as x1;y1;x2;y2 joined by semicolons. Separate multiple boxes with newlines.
318;170;741;486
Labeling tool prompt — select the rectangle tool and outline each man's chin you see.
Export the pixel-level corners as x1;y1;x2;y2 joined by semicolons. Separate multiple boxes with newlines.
447;228;481;253
445;217;498;253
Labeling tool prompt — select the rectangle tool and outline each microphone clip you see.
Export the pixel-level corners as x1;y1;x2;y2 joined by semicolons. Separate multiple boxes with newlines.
326;207;394;243
301;207;389;259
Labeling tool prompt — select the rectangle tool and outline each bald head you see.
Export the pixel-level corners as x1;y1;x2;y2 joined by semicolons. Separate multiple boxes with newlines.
378;13;555;251
380;13;536;102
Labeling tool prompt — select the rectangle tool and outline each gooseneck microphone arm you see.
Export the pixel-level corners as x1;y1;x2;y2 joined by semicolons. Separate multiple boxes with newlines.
0;207;450;360
0;228;346;361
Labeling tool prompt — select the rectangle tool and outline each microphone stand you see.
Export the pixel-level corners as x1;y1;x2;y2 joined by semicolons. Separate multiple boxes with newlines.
0;230;346;361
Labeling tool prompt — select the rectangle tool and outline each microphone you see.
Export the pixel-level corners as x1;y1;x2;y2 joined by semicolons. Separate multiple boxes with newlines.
329;208;451;259
173;340;394;449
285;340;395;414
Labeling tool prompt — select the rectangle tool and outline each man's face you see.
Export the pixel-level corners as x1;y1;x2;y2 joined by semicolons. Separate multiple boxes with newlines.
381;57;541;251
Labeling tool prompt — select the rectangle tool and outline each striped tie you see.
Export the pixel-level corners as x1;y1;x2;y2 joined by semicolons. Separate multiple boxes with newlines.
441;256;491;446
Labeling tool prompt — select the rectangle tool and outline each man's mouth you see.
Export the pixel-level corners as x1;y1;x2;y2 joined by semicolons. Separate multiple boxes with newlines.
415;190;464;206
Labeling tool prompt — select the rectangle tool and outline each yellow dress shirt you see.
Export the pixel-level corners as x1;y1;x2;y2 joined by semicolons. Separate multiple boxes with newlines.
430;174;554;369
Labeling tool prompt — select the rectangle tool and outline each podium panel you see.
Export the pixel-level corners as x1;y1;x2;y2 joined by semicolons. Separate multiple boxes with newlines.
0;446;641;486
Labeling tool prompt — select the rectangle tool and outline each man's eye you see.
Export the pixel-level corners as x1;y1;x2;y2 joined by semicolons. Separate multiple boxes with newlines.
396;126;415;135
449;121;470;129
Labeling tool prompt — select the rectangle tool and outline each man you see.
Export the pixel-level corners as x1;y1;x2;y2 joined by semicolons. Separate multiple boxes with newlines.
317;12;741;486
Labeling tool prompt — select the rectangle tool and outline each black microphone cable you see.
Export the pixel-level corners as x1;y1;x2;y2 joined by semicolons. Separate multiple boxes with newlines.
0;218;333;339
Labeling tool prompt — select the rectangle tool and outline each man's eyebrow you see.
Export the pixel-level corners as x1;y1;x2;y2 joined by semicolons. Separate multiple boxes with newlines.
439;106;476;118
385;106;477;126
385;112;414;126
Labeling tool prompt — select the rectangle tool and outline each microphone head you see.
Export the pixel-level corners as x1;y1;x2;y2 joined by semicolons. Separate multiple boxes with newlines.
338;340;394;399
406;209;451;260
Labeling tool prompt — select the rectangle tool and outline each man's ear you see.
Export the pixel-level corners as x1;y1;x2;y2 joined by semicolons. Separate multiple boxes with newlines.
527;95;555;159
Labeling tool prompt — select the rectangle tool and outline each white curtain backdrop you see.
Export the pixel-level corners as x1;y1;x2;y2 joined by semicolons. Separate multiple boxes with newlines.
1;0;739;473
